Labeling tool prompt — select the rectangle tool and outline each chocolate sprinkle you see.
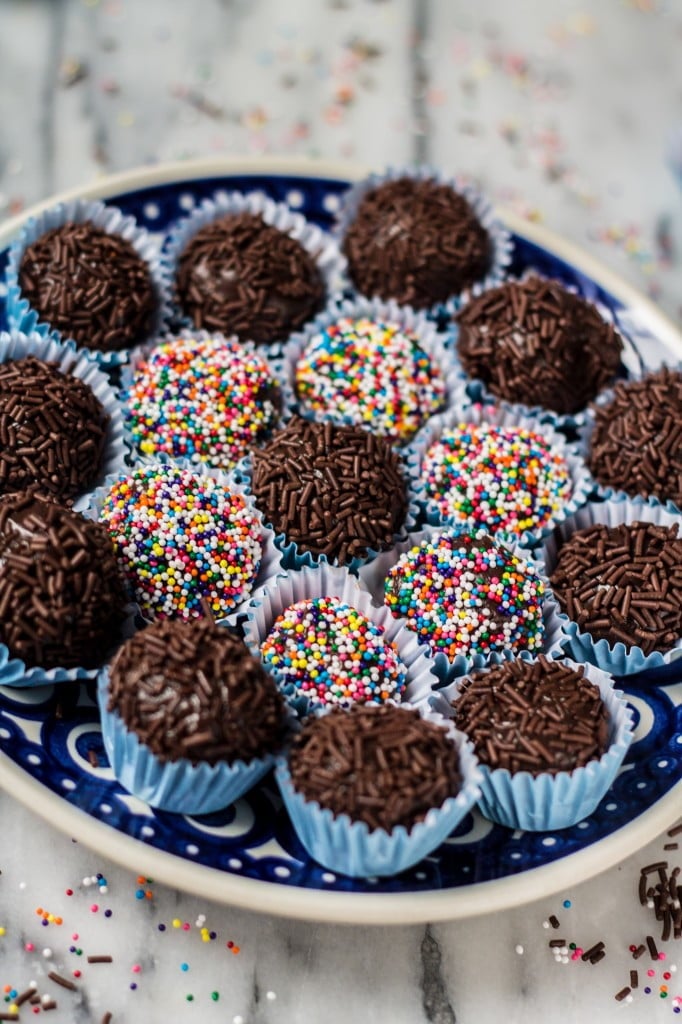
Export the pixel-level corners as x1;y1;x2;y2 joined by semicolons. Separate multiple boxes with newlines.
47;971;77;991
452;655;610;776
342;177;492;308
251;416;408;565
19;221;156;352
455;275;623;414
549;520;682;655
588;367;682;507
640;858;682;941
287;704;462;832
0;356;108;502
175;212;325;345
614;987;631;1002
0;492;128;669
108;617;287;765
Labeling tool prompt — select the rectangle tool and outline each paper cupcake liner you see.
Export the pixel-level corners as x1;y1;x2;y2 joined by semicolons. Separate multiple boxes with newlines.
97;667;277;814
534;494;682;674
0;330;129;512
430;656;635;831
163;190;346;357
334;165;513;319
406;400;592;548
358;523;568;687
235;442;421;574
119;328;284;470
242;563;441;718
275;703;481;876
6;198;172;367
279;295;467;443
81;459;283;627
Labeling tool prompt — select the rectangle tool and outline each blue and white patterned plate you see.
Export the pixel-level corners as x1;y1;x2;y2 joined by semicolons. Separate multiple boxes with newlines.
0;158;680;924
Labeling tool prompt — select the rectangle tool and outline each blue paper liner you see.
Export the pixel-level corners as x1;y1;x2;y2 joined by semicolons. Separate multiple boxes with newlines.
242;563;440;718
334;165;513;320
430;656;635;831
0;330;128;511
534;494;682;675
163;189;346;357
6;197;172;367
97;667;277;814
279;295;467;442
275;706;481;877
406;399;591;548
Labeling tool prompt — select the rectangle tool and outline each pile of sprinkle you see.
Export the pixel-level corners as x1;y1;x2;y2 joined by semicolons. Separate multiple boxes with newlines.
421;421;573;536
99;464;262;620
124;334;279;469
384;529;545;660
294;316;446;441
260;596;407;710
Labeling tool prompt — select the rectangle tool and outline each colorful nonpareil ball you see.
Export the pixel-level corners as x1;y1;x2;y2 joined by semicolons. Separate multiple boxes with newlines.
99;465;262;620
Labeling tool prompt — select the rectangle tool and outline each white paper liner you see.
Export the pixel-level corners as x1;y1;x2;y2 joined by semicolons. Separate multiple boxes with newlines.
275;703;482;877
6;197;172;366
534;494;682;675
242;563;440;717
430;656;635;831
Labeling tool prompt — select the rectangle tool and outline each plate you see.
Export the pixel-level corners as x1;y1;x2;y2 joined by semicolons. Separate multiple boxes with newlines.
0;157;680;925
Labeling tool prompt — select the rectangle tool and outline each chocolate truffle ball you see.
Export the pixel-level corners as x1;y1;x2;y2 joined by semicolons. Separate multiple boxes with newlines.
108;617;287;765
18;221;157;352
175;212;326;345
456;275;624;415
287;704;462;831
251;416;408;564
0;356;109;502
341;177;492;309
549;520;682;655
452;656;610;775
0;492;128;669
588;367;682;507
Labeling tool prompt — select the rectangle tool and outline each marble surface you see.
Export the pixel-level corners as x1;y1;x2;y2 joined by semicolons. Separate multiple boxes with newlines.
0;1;681;1022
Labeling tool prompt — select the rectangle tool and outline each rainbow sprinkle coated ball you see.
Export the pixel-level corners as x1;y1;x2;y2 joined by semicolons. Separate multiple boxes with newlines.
260;596;407;709
384;529;545;660
99;465;262;620
421;422;572;536
124;334;279;469
294;316;446;441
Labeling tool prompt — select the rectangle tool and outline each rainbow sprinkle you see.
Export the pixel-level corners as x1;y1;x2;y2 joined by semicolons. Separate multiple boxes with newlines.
125;334;279;469
384;529;545;660
99;465;262;620
294;316;446;441
260;596;407;709
421;421;572;535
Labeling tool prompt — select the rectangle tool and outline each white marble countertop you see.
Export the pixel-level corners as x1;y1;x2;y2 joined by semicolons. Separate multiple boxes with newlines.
0;1;681;1022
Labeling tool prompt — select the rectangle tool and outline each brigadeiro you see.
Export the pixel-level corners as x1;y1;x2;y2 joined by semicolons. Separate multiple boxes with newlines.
175;211;326;345
340;176;493;309
0;492;128;673
455;275;624;415
99;617;288;813
250;416;409;567
17;221;157;353
0;355;109;503
587;366;682;508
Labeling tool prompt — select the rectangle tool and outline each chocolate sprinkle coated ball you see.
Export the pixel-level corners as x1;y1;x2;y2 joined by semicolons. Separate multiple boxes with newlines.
0;356;108;502
342;178;492;309
384;529;545;660
18;221;156;353
549;521;682;655
453;656;610;775
588;367;682;507
288;705;462;831
0;492;127;669
176;212;326;345
108;618;286;765
251;417;408;565
456;275;623;415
